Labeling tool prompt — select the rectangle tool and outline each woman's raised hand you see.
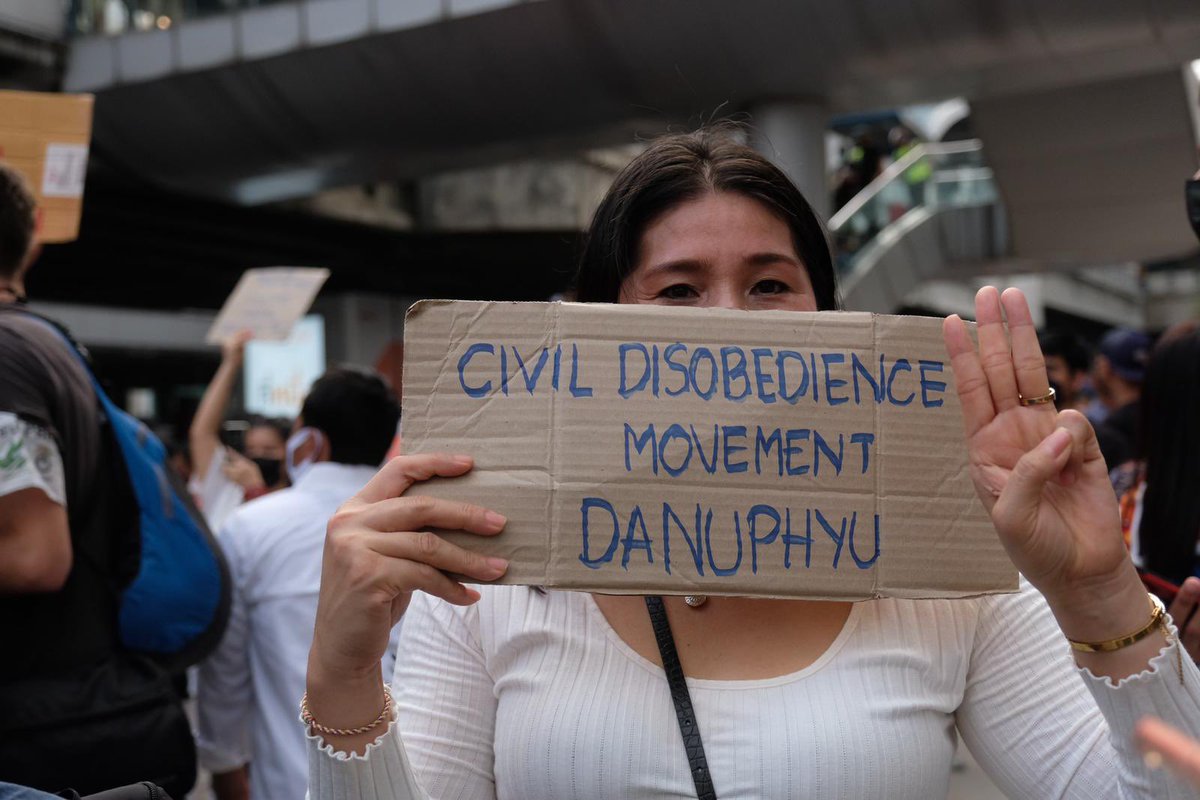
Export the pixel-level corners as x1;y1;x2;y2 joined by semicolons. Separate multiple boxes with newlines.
221;450;266;491
220;329;253;365
308;453;508;681
942;287;1142;626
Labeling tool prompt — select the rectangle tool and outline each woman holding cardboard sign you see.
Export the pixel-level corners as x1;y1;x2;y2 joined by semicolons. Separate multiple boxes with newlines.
304;130;1200;799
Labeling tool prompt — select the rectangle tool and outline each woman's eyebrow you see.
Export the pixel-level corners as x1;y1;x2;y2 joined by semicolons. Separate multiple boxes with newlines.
746;252;801;267
643;259;707;277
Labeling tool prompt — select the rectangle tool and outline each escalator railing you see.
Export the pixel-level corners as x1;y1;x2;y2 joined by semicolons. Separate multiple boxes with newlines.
828;139;997;276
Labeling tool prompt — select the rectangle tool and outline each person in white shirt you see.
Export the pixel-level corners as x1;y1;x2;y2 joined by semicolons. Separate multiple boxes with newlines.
197;366;401;800
189;330;291;534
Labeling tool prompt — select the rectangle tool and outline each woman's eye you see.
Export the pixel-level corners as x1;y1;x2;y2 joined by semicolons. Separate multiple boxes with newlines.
659;284;698;300
753;279;790;295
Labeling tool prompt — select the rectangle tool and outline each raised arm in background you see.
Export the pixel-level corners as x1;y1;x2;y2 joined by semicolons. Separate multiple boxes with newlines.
190;330;252;480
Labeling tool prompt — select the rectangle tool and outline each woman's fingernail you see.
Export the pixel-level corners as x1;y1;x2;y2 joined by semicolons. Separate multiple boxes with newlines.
1144;750;1164;770
454;455;473;466
1046;427;1071;455
486;557;509;573
486;511;507;528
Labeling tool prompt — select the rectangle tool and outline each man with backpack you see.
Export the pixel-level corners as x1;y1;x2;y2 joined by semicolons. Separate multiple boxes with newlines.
196;366;401;800
0;164;197;795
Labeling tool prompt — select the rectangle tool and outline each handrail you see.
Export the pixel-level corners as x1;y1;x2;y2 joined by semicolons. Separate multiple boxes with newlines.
827;139;984;231
69;0;294;36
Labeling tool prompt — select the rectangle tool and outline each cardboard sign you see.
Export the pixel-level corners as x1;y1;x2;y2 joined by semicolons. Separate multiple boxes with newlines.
0;90;94;243
402;300;1017;601
206;267;330;345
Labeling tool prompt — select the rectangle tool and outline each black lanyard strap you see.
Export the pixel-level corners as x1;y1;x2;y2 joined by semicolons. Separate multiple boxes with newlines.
645;596;717;800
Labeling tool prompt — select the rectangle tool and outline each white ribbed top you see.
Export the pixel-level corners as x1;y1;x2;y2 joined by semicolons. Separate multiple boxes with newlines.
307;579;1200;799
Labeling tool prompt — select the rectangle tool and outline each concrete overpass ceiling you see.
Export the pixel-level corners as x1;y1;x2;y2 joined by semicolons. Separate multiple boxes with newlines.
82;1;679;202
66;0;1200;205
837;0;1200;108
974;69;1200;266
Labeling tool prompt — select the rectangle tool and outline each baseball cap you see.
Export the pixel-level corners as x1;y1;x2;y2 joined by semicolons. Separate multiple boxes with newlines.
1098;328;1153;383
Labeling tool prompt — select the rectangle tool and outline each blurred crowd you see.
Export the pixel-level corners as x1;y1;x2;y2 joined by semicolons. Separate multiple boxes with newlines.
0;163;402;799
1;136;1199;800
1038;323;1200;592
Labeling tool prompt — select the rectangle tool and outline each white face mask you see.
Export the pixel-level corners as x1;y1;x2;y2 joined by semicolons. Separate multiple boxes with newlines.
285;427;326;484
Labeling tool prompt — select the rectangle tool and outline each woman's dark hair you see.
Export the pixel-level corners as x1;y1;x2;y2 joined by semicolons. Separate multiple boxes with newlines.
247;415;291;446
1038;330;1091;374
574;128;838;310
300;366;400;467
1138;328;1200;583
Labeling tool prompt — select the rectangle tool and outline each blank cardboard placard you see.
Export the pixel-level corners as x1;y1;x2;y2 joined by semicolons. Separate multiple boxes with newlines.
401;300;1017;601
207;267;330;345
0;90;94;244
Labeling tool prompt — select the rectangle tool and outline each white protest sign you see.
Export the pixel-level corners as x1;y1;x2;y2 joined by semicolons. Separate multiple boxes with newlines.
41;143;89;198
207;267;330;345
243;315;326;418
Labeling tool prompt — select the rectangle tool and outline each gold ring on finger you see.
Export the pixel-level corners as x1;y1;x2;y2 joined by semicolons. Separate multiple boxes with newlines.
1018;387;1056;407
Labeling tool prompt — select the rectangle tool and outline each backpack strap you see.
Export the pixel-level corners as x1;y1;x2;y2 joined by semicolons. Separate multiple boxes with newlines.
0;304;138;586
3;306;120;416
0;305;144;657
645;596;717;800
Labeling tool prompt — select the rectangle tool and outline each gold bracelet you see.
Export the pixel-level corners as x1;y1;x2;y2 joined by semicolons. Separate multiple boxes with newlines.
1068;593;1167;653
300;685;393;737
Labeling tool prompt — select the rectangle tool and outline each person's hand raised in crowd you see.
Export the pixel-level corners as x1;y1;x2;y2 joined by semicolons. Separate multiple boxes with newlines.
221;329;254;366
308;454;508;683
1167;577;1200;663
943;287;1153;664
222;450;266;491
1136;716;1200;788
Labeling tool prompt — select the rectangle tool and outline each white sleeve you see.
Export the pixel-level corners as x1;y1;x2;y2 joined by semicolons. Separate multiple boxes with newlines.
381;617;405;692
0;412;66;506
188;445;245;533
956;578;1200;798
196;520;254;773
306;591;498;800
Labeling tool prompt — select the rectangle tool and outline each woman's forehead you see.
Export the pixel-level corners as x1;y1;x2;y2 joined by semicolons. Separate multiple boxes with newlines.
635;192;799;269
246;426;285;445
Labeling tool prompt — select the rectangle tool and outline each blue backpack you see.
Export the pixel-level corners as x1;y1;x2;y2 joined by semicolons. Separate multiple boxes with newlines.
26;311;231;670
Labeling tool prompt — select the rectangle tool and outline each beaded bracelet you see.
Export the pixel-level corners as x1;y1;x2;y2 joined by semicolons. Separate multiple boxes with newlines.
300;685;393;737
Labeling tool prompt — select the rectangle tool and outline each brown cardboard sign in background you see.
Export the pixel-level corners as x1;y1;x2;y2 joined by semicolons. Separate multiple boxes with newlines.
0;90;93;244
402;300;1017;600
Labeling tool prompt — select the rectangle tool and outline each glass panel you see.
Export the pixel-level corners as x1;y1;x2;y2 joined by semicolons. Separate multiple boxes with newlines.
69;0;295;36
829;141;996;276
